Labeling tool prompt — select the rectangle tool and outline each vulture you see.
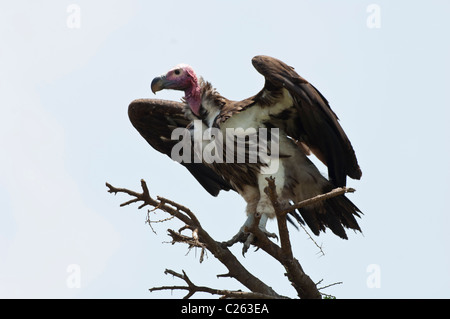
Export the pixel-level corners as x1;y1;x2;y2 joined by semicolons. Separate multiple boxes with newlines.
129;55;362;251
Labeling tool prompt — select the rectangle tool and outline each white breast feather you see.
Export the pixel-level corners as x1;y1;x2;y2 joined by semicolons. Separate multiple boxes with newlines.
222;88;293;131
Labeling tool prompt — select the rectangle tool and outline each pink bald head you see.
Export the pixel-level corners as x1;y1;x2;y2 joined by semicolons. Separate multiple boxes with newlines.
151;64;202;116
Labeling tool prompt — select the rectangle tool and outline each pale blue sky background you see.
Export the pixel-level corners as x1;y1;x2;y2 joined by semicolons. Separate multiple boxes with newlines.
0;0;449;298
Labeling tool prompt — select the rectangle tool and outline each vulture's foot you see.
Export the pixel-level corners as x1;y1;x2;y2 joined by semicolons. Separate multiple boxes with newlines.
221;213;278;256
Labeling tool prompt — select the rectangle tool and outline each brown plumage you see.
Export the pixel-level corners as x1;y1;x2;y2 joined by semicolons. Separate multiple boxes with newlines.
128;99;233;196
132;55;363;240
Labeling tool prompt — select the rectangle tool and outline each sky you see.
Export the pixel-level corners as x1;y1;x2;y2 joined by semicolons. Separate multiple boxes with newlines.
0;0;449;299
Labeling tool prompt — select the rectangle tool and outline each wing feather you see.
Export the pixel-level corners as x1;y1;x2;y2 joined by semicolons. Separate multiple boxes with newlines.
128;99;234;196
252;55;362;186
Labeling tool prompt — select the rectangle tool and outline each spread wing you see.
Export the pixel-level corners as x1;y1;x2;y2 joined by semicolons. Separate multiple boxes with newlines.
252;55;362;187
128;99;234;196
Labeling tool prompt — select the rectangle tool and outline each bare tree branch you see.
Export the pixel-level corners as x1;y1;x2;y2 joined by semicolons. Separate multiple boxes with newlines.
317;281;343;291
280;187;355;216
250;177;321;299
149;269;288;299
106;179;355;299
106;180;282;298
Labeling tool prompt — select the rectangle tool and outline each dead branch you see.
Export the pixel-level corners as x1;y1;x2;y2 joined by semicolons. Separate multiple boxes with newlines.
249;177;321;299
107;179;354;299
166;229;207;263
280;187;355;215
317;281;343;291
317;280;343;299
146;210;174;235
106;180;282;298
298;222;326;257
149;269;287;299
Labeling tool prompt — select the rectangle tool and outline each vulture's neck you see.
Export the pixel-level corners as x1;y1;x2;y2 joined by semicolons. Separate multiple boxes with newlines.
184;83;202;116
185;79;224;126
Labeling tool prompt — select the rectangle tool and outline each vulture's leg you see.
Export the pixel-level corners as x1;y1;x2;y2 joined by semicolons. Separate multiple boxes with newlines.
255;158;285;218
221;212;278;255
221;173;283;255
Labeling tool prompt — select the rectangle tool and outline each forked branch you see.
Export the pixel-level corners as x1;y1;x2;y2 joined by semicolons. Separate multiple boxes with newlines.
106;180;282;298
150;269;286;299
106;179;355;299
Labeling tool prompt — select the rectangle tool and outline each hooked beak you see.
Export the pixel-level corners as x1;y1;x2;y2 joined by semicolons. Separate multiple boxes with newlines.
150;75;168;94
151;75;177;94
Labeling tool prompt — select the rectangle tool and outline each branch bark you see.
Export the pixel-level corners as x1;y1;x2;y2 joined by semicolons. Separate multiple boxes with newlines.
106;179;355;299
150;269;287;299
106;179;283;298
262;177;320;299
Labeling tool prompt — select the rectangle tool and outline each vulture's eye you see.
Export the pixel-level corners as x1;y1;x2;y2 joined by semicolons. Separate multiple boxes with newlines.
174;69;181;75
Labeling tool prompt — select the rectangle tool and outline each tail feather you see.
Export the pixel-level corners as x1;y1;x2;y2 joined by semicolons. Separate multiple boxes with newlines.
289;190;362;239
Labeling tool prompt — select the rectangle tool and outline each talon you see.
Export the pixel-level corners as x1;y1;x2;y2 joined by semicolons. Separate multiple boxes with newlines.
222;213;278;254
262;230;278;242
221;228;249;248
242;233;254;256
